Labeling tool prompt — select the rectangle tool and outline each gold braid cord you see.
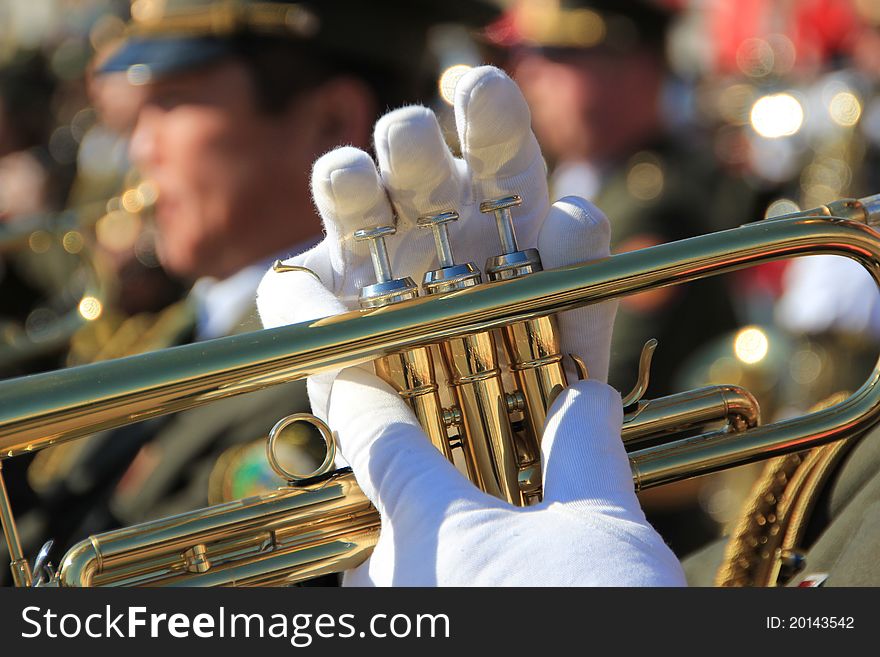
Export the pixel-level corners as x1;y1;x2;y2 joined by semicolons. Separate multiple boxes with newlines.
715;392;852;587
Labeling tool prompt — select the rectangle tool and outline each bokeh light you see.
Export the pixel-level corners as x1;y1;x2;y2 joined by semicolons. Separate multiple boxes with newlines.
790;349;822;385
438;64;472;105
736;38;774;77
78;296;103;321
137;180;159;206
828;91;862;127
121;188;145;213
28;230;52;254
626;160;664;201
717;83;756;125
734;327;769;365
126;63;152;86
96;210;142;253
764;198;800;219
750;93;804;138
62;230;84;254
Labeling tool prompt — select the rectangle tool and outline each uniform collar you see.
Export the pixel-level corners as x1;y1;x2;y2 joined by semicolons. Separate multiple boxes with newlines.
190;236;321;340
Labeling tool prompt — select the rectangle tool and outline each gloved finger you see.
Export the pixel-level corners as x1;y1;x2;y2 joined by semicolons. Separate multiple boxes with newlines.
538;196;618;382
328;367;480;516
454;66;547;248
311;146;395;300
540;380;643;518
373;106;469;279
374;106;464;230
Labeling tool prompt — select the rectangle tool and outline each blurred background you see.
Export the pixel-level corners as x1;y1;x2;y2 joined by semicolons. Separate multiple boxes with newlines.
2;0;880;576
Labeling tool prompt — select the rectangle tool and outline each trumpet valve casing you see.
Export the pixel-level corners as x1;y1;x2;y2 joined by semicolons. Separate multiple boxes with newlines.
373;347;455;463
418;208;525;504
480;207;568;503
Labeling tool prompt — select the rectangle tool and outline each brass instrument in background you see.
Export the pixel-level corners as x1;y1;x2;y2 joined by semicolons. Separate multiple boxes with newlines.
0;211;109;372
3;194;880;587
0;179;171;375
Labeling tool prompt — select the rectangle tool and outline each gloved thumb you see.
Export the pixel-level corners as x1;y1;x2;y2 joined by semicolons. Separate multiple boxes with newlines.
540;380;643;519
538;196;617;383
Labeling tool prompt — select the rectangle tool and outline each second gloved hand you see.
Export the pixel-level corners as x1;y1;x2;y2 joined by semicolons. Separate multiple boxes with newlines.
329;365;685;586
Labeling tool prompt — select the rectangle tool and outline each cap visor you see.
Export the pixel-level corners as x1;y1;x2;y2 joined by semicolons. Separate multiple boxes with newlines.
97;37;232;80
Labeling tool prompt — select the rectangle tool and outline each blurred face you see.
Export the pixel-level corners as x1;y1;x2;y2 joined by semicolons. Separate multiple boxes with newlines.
129;59;319;280
89;72;149;134
512;48;664;165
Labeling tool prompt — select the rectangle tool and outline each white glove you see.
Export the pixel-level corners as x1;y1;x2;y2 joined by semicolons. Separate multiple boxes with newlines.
259;66;616;419
257;66;684;586
775;254;880;339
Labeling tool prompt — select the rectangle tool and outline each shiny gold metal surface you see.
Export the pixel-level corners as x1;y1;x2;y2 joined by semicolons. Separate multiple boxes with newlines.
374;347;458;464
622;339;659;407
271;260;322;282
621;384;760;446
414;204;527;504
439;331;521;503
4;208;880;456
0;462;32;586
57;470;377;587
501;314;566;464
41;384;760;587
266;414;336;482
4;195;880;586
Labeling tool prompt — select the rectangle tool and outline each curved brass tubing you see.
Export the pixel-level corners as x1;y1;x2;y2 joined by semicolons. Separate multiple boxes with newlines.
3;212;880;479
9;195;880;587
55;385;760;588
621;384;760;445
57;470;377;587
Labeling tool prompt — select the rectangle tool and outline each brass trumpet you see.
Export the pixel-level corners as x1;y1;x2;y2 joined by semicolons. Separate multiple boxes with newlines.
0;213;109;372
3;194;880;587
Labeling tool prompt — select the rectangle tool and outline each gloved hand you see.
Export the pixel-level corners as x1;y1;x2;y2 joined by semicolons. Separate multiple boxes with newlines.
259;65;616;420
257;66;684;586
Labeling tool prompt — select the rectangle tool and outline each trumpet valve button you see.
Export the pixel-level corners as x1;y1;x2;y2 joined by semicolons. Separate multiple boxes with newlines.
353;225;396;241
479;194;523;214
418;209;482;294
480;194;523;255
354;225;397;283
352;224;419;307
416;210;459;227
417;210;459;269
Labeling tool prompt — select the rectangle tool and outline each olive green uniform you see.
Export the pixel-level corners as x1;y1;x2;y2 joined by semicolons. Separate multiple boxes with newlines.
684;426;880;586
